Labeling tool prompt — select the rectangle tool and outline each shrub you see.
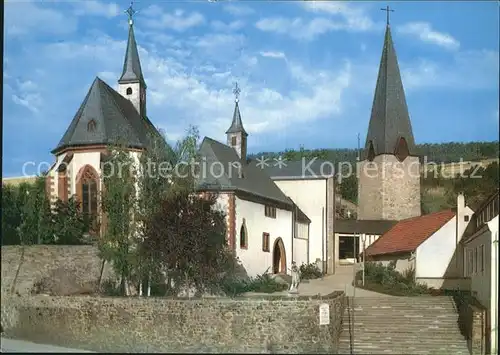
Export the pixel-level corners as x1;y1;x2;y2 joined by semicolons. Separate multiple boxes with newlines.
220;271;288;296
357;261;430;296
299;262;323;280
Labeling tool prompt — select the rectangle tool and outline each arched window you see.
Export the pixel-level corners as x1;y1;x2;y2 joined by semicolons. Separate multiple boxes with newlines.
395;137;409;162
240;220;248;249
367;141;375;161
87;119;97;132
77;166;99;233
126;87;133;95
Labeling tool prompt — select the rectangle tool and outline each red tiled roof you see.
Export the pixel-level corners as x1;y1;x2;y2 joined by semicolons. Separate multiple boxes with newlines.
364;210;456;256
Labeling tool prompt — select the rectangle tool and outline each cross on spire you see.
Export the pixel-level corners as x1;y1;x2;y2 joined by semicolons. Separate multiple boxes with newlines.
125;1;137;25
381;5;394;26
233;82;241;102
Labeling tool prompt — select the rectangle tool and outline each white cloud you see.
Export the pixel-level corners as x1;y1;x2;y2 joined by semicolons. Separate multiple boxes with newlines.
260;51;286;59
302;1;376;32
72;0;120;18
5;1;77;36
401;50;498;90
27;32;352;147
142;6;205;31
211;20;245;31
256;10;377;41
398;22;460;50
10;79;43;114
223;4;255;16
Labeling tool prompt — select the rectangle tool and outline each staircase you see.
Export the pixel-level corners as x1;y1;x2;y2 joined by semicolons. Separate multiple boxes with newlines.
338;296;470;354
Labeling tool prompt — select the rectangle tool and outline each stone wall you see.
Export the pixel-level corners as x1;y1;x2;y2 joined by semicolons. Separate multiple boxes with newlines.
2;293;345;353
1;245;113;296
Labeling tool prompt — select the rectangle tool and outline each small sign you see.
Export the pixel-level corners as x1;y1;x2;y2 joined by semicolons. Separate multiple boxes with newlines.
319;303;330;325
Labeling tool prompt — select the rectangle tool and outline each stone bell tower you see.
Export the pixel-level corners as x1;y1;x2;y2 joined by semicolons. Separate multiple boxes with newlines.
357;8;421;221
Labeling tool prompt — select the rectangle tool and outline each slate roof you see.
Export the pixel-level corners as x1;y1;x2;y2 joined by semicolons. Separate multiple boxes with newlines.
52;77;162;154
118;23;146;88
197;137;293;207
225;101;248;136
263;159;335;180
364;210;455;257
334;219;397;235
364;24;416;159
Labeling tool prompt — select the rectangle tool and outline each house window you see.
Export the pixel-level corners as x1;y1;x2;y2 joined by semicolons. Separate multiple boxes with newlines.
126;87;132;95
480;245;485;273
467;249;473;276
240;221;248;249
265;205;276;219
87;119;97;132
464;215;469;222
474;247;478;274
231;136;237;146
262;232;270;252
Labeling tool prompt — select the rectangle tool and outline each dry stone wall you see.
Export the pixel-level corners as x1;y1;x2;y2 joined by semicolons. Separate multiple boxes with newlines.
1;245;113;296
2;293;345;353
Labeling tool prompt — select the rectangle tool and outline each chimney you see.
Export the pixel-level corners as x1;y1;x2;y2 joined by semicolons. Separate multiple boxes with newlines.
456;193;469;243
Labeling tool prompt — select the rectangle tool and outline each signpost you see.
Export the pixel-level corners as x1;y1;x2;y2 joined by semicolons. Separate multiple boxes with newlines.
319;303;330;325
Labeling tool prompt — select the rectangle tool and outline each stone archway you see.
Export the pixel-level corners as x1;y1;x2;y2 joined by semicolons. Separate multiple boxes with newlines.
272;237;287;274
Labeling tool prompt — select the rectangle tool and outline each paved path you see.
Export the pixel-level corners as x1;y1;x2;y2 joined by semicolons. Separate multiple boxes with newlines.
246;264;388;298
1;337;94;353
299;265;389;297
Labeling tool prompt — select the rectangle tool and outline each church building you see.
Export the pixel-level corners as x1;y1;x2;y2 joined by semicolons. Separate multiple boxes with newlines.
44;6;311;278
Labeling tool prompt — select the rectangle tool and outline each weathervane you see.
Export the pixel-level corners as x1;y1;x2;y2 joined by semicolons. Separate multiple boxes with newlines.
125;1;138;25
233;82;241;103
380;5;394;26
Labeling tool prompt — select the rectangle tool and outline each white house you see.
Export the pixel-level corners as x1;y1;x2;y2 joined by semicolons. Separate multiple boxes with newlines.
196;98;311;277
461;189;499;355
262;159;335;274
364;193;474;290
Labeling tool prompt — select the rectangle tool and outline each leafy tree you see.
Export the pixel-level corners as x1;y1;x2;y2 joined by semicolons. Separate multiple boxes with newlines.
1;184;22;245
339;174;358;203
50;197;89;245
99;144;139;295
142;190;231;294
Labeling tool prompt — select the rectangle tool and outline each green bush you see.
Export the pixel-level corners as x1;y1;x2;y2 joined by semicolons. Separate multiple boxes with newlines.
357;261;430;296
299;262;323;280
221;271;288;296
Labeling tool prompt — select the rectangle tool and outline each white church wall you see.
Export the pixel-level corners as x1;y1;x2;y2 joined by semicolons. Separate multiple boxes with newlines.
48;153;68;203
293;226;309;268
68;151;102;195
274;179;326;266
234;197;293;277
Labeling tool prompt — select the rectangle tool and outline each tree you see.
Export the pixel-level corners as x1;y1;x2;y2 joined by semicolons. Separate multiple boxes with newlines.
339;174;358;203
1;184;22;245
99;144;139;295
142;190;231;295
50;197;89;245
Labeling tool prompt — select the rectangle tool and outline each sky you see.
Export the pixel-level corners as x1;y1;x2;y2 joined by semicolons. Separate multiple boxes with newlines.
3;0;499;177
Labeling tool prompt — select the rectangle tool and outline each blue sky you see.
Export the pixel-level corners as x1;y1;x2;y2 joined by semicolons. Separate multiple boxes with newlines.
3;0;499;177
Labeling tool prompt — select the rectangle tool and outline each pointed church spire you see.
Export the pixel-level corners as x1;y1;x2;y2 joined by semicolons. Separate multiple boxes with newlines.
118;2;146;88
226;82;248;136
364;9;415;159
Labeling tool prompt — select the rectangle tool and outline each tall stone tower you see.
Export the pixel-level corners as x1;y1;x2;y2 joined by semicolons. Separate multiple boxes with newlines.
117;4;147;117
357;19;421;221
226;83;248;161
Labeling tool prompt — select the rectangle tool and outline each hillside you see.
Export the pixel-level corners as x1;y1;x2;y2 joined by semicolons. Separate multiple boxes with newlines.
252;141;499;165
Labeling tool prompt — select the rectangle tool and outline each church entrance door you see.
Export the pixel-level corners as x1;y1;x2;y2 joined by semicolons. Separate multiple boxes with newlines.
272;238;287;274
